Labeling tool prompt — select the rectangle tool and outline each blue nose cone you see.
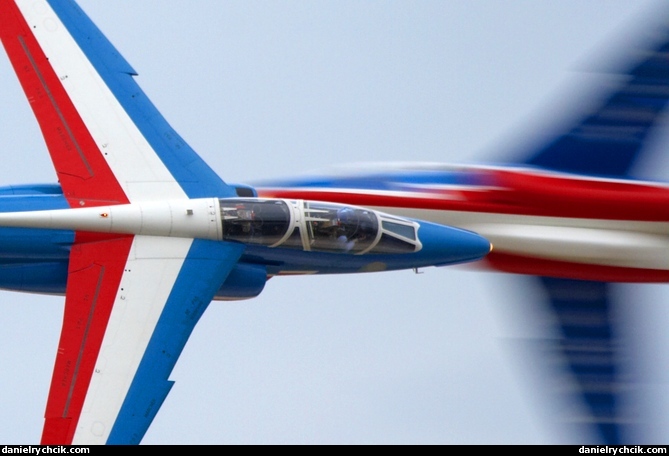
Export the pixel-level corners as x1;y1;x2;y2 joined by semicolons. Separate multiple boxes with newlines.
415;221;491;266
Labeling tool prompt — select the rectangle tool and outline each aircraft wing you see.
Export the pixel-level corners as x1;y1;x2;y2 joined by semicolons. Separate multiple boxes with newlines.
0;0;236;205
515;23;669;444
533;278;626;444
43;236;244;444
0;0;244;443
522;24;669;178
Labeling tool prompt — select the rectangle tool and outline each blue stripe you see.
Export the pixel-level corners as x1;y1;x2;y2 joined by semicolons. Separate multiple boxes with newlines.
46;0;237;199
258;169;485;191
107;239;244;444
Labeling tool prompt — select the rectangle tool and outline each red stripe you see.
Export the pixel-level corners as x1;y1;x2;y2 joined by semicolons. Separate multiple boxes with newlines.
41;235;133;444
492;169;669;221
0;1;136;444
0;0;129;208
483;251;669;283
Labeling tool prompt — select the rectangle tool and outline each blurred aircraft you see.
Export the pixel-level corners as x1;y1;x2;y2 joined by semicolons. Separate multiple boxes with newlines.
257;4;669;445
0;0;491;444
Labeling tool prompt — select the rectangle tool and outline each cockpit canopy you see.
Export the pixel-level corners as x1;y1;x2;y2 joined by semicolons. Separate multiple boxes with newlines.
219;198;421;254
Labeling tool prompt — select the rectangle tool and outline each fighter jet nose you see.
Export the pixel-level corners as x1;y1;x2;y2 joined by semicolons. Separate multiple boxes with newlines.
458;230;493;263
416;221;491;266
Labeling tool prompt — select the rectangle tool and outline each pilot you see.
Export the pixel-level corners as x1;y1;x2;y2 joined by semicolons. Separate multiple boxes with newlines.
337;234;356;251
336;207;361;251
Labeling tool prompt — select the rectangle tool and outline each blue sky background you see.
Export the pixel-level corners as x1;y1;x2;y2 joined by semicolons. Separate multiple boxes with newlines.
1;0;669;444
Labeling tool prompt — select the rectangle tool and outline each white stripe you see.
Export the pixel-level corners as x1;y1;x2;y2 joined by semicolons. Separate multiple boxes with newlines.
371;207;669;271
72;235;193;444
17;0;187;202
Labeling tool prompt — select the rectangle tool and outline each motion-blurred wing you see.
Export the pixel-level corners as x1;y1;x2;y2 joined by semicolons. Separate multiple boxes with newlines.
255;13;669;446
522;25;669;178
537;278;626;444
0;0;244;444
518;23;669;446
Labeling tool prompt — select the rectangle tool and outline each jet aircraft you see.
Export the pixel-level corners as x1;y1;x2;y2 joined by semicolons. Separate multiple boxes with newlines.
0;0;491;445
257;1;669;446
1;0;666;446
